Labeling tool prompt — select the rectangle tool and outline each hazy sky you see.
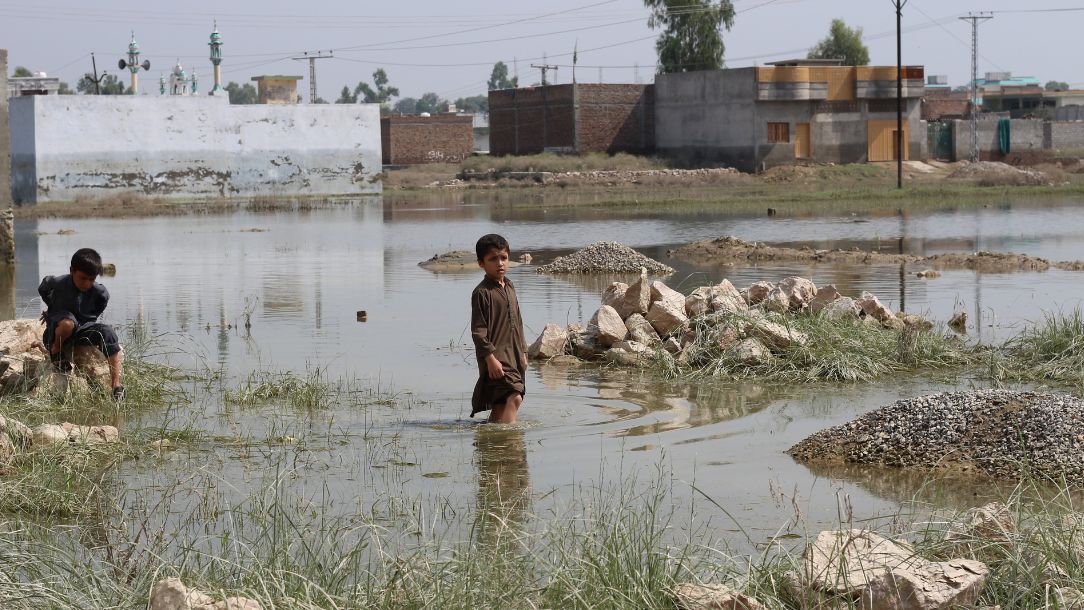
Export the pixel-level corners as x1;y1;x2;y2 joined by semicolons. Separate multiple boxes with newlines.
2;0;1080;102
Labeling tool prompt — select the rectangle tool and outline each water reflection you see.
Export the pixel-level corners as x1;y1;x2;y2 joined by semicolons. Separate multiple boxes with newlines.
473;426;531;546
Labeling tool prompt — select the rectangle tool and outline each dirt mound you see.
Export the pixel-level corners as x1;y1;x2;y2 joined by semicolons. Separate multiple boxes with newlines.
419;250;523;272
788;390;1084;483
947;161;1053;186
536;241;674;275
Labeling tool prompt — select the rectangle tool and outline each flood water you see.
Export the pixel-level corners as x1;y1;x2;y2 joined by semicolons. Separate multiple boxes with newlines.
11;192;1084;549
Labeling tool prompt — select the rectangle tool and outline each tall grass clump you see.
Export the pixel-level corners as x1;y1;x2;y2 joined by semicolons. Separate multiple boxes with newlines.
999;308;1084;384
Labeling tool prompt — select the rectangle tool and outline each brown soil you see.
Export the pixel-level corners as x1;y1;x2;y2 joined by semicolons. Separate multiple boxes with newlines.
418;250;524;272
670;236;1084;273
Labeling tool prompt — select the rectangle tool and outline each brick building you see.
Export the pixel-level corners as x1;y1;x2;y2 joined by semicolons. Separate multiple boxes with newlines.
380;114;474;164
488;83;654;155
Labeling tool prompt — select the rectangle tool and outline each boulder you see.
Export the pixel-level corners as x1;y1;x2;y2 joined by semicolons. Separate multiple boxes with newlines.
824;297;861;320
32;424;70;447
881;317;905;332
0;433;13;468
742;282;774;305
711;326;740;352
856;292;898;324
949;311;967;331
32;370;91;399
728;338;772;365
595;306;629;347
604;340;654;366
0;318;46;357
571;329;605;360
150;577;263;610
663;337;682;354
796;530;988;610
647;298;689;337
713;278;743;301
617;268;652;318
601;282;628;309
763;286;790;313
810;285;842;314
625;313;661;345
779;277;818;311
749;319;808;349
63;423;120;445
73;345;111;387
650;280;685;310
0;415;31;448
528;323;568;359
685;288;713;318
671;583;767;610
900;314;934;331
1;351;48;392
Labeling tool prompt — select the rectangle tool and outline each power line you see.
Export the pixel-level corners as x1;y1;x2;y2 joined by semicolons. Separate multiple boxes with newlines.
960;12;993;163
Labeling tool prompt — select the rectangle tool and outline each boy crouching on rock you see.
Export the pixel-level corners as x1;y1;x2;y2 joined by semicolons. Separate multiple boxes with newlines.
471;234;527;424
39;248;124;401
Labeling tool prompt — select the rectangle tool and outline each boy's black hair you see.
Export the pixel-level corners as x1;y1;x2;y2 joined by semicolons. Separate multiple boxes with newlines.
476;234;510;261
70;248;103;277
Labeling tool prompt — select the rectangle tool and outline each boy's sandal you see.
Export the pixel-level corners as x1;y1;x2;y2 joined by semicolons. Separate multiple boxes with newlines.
112;386;125;403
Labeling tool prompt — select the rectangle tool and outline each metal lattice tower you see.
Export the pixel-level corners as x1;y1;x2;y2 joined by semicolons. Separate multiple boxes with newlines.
960;12;992;162
292;51;333;103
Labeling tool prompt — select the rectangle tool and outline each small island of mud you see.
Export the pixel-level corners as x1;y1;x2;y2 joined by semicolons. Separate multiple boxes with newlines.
418;250;524;272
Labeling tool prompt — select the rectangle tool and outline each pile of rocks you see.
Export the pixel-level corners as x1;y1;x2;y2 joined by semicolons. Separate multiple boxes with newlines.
527;268;931;368
1;414;120;469
788;390;1084;484
0;319;113;393
536;242;674;275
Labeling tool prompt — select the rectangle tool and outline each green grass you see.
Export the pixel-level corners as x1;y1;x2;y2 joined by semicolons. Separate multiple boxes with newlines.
996;308;1084;385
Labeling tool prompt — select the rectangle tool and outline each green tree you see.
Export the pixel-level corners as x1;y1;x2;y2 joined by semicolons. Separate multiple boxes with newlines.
454;95;488;113
57;81;73;95
223;81;257;104
644;0;735;73
1045;80;1070;91
487;61;518;90
12;66;32;77
415;92;447;114
808;19;869;66
393;97;418;114
336;85;357;104
77;73;128;95
354;68;399;110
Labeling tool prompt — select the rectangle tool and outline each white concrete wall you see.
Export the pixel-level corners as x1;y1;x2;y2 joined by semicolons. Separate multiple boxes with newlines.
9;95;382;203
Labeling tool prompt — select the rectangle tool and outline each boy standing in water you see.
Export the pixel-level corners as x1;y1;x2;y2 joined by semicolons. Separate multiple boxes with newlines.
470;234;527;423
39;248;124;401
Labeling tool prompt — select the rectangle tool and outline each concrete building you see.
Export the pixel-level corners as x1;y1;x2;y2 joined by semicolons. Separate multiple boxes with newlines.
251;75;302;105
488;83;654;155
7;75;60;97
655;62;926;171
9;95;381;203
982;87;1084;118
380;114;474;164
0;50;11;208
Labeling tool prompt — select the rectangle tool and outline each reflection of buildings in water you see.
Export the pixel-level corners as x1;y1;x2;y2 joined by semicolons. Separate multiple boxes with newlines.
13;219;39;315
474;427;531;545
261;271;305;315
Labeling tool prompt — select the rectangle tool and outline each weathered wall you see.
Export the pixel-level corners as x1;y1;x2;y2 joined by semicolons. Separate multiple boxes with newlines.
1049;121;1084;150
1055;105;1084;121
951;118;1045;162
9;95;382;203
380;115;473;164
0;49;11;207
488;83;653;155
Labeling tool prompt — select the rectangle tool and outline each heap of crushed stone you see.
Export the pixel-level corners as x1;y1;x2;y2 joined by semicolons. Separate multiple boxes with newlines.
788;390;1084;484
536;241;674;275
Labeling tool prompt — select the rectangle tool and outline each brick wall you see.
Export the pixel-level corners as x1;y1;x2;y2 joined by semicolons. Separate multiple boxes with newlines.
1049;121;1084;151
952;118;1045;161
380;115;474;164
923;98;971;120
488;83;654;155
0;49;10;207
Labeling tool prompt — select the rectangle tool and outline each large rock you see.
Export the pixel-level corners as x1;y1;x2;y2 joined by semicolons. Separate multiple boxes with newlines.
617;268;652;318
824;296;861;320
601;282;628;309
1;350;48;392
604;340;654;366
672;583;767;610
687;280;747;318
742;282;774;305
595;306;629;347
528;323;568;360
857;292;898;324
900;314;933;331
763;286;790;313
32;423;119;447
625;313;660;345
810;284;842;314
73;345;112;387
728;338;772;365
0;433;13;468
650;280;685;310
0;414;31;448
749;318;808;349
571;328;605;360
0;318;45;357
795;530;988;610
32;424;69;447
150;577;263;610
647;297;689;337
780;277;818;311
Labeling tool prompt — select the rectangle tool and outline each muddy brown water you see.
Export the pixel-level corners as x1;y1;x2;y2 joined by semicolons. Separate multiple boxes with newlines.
9;192;1084;549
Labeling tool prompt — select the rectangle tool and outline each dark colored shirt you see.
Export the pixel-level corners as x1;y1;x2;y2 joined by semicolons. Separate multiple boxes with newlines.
471;275;528;415
38;274;109;325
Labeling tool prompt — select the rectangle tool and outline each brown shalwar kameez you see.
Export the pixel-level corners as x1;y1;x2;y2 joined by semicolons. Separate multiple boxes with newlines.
470;276;528;417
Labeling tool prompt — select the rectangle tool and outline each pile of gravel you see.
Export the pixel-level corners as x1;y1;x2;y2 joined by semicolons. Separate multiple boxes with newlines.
788;390;1084;484
536;241;674;275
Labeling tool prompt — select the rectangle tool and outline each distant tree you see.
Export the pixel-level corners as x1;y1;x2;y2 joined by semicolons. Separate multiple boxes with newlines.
12;66;32;78
57;81;73;95
77;73;128;95
336;85;357;104
1045;80;1070;91
808;19;869;66
454;95;488;113
223;81;257;104
415;92;447;114
393;97;418;114
487;61;518;90
354;68;399;110
313;97;328;104
644;0;735;73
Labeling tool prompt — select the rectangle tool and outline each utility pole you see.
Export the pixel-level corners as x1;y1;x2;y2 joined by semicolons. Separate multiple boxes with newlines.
893;0;907;189
292;50;333;103
87;53;107;95
960;12;992;162
531;62;558;86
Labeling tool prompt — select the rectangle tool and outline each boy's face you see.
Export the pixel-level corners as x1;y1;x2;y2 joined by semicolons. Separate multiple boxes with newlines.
478;247;510;282
70;268;97;293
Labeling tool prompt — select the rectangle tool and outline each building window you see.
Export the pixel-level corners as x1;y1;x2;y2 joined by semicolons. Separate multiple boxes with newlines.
767;122;790;143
